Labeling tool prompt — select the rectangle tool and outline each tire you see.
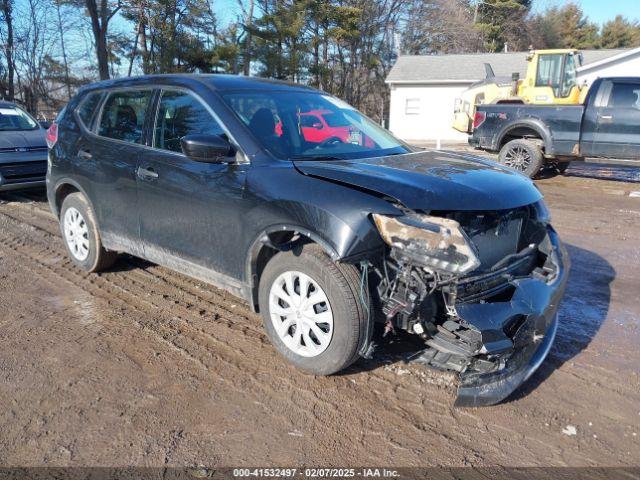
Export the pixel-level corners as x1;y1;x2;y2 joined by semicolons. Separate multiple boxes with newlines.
556;161;571;174
258;244;369;376
498;139;544;178
59;192;117;272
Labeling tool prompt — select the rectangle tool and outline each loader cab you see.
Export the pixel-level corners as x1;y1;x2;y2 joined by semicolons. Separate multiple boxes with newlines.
452;49;585;134
520;49;584;104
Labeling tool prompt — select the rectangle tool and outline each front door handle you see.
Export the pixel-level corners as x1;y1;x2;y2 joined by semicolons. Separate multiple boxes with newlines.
77;149;92;160
137;166;159;180
599;114;613;122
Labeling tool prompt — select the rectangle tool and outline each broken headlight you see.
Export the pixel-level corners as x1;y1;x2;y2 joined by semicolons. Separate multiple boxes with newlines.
372;213;481;275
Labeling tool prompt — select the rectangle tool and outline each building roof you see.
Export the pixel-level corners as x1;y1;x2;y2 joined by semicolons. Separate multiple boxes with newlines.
386;49;631;84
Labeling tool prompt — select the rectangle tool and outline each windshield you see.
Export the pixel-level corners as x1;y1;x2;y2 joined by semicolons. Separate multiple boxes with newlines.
0;106;39;131
222;91;410;160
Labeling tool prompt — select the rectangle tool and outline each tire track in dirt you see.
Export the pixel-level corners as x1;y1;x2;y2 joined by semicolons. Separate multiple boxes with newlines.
1;197;637;466
0;207;617;465
0;209;479;465
0;228;357;453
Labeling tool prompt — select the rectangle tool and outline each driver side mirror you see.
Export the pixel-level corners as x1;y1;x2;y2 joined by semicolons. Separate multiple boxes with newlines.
180;134;234;163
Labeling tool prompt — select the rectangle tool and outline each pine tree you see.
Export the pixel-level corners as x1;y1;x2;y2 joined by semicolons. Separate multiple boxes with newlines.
600;15;640;49
475;0;532;52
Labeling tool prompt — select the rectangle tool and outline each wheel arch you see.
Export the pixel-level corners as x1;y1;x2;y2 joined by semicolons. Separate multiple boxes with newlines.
51;179;96;219
245;225;341;313
496;119;552;154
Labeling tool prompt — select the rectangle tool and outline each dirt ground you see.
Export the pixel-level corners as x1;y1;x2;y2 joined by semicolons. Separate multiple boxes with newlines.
0;161;639;468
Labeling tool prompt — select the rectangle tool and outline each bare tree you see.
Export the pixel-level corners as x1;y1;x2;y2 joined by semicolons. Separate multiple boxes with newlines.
238;0;254;75
54;0;72;98
0;0;15;99
84;0;122;79
401;0;480;55
13;0;55;113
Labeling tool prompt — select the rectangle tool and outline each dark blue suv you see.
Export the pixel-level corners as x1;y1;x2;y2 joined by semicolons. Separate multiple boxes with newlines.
0;101;48;191
46;74;569;406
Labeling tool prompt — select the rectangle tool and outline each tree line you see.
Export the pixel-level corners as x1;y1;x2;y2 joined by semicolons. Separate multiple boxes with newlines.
1;0;640;122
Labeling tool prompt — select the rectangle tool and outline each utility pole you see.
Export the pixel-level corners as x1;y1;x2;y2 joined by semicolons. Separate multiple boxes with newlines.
473;0;481;24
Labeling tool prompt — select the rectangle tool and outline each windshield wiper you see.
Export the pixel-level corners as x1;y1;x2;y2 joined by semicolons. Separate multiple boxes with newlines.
291;155;345;161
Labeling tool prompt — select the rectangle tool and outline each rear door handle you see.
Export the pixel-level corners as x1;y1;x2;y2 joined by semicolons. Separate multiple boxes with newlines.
137;166;159;180
599;115;613;121
77;149;92;160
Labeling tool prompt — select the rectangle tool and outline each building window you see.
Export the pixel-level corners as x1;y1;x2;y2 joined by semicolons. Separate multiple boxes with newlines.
405;98;420;115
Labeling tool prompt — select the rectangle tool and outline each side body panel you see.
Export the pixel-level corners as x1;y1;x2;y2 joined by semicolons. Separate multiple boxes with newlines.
471;104;585;156
582;78;640;159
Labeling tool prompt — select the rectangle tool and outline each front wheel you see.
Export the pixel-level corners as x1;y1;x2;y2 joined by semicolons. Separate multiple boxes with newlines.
498;139;544;178
258;244;369;375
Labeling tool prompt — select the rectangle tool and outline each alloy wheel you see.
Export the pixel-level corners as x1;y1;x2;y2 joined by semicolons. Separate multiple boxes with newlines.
503;145;532;172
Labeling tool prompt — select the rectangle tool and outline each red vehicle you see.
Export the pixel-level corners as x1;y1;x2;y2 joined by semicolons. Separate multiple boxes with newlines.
275;109;374;147
299;109;354;144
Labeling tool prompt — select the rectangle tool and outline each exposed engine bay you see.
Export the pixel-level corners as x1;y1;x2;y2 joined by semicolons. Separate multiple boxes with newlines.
366;201;568;406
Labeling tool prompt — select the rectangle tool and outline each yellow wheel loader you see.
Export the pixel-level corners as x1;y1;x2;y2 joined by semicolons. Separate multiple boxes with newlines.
453;49;589;134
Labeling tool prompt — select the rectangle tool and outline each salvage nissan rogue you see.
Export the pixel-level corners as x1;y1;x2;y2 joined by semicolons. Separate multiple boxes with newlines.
46;75;569;406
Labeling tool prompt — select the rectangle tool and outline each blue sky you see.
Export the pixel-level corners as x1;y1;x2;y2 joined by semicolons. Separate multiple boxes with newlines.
214;0;640;25
532;0;639;23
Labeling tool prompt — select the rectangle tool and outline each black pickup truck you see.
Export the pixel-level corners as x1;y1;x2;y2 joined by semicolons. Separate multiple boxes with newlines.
469;77;640;177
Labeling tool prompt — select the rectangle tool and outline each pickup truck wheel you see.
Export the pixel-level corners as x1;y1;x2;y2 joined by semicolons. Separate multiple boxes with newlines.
498;139;544;178
60;192;117;272
556;161;571;174
258;244;369;376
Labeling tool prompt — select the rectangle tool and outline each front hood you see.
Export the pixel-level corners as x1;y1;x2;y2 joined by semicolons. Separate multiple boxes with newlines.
294;150;542;211
0;129;46;149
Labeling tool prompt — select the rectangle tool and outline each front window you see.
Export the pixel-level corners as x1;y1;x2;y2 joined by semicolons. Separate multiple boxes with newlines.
0;105;39;131
222;91;409;160
154;90;225;153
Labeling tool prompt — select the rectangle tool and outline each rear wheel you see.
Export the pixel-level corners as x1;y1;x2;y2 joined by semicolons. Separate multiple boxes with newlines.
60;192;117;272
498;139;544;178
258;244;369;376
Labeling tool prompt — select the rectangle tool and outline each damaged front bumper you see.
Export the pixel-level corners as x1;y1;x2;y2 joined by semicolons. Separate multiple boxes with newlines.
454;228;568;406
456;313;559;407
443;228;568;407
375;209;570;407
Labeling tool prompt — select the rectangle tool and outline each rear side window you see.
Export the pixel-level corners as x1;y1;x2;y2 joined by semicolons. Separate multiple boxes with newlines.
153;90;225;153
608;83;640;110
75;92;102;129
98;90;152;144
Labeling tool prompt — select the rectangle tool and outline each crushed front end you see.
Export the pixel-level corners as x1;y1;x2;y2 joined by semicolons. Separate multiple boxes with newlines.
370;201;569;407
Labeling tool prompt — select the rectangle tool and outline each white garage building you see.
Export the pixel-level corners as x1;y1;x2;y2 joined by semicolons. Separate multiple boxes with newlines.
386;47;640;144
